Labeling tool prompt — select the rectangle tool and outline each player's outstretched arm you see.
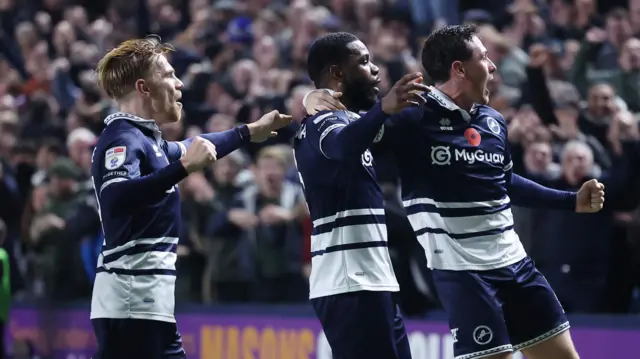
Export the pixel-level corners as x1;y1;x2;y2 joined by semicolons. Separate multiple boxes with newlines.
506;172;576;210
313;73;429;160
507;172;605;212
164;111;293;162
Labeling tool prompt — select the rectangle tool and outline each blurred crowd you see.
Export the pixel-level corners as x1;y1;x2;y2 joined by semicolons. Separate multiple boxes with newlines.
1;0;640;316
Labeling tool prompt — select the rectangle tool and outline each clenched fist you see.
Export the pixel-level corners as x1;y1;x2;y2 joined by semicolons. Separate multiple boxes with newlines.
576;179;605;213
180;136;217;173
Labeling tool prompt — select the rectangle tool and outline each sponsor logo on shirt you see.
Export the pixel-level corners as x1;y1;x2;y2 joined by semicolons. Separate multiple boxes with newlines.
431;146;504;166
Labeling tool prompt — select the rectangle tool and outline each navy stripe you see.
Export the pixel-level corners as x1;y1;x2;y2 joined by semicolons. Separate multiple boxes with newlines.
415;225;513;240
405;202;510;217
103;242;177;264
96;266;176;276
310;241;387;257
312;214;385;235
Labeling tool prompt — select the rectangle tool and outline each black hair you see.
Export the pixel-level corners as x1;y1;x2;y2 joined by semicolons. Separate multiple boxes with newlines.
307;32;360;86
421;24;478;84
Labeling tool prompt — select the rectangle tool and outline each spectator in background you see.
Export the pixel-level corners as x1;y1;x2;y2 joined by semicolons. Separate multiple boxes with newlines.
26;158;98;300
208;146;307;303
31;138;64;187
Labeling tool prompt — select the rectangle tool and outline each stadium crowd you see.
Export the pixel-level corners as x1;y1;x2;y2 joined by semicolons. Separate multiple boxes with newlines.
1;0;640;316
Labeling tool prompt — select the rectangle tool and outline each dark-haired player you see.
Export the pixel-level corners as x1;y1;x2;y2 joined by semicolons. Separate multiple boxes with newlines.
305;25;605;359
293;32;429;359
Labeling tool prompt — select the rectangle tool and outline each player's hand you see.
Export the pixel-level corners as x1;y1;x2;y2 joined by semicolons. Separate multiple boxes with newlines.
304;90;347;115
576;179;605;213
248;110;294;143
180;136;217;173
228;209;259;230
381;72;431;114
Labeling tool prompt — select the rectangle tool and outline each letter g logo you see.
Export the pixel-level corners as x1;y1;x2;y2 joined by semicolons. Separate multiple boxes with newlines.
431;146;451;165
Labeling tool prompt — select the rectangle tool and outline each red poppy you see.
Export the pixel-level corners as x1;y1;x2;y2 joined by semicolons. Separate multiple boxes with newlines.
464;128;481;146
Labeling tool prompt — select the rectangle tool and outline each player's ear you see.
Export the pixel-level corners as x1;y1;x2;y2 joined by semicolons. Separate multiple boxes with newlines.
329;65;344;82
135;79;151;97
452;61;465;78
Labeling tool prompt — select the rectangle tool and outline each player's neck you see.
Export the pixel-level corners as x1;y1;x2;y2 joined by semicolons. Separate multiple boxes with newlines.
117;98;154;122
435;83;474;112
338;94;364;114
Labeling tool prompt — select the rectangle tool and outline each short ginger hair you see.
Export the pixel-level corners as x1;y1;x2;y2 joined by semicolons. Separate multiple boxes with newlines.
96;35;174;100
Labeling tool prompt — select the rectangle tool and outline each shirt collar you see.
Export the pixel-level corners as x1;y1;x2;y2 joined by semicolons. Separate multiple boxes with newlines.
104;112;162;140
428;88;474;122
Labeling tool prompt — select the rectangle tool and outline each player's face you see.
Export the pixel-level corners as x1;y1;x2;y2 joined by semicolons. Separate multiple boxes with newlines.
341;41;381;109
146;55;184;124
461;36;496;105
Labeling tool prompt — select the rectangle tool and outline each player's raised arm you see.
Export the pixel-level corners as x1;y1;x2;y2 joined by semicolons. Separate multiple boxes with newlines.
163;110;293;162
311;73;429;160
302;74;430;116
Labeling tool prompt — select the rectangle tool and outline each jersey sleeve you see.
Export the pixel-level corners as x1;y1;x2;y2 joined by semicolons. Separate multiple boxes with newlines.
162;140;187;162
95;130;188;213
304;111;350;159
161;126;251;163
98;131;144;195
372;106;422;153
305;102;388;161
176;126;251;162
493;112;513;173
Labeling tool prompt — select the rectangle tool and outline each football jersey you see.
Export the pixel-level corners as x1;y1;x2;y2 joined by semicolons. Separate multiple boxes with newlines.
377;89;527;271
293;106;399;298
90;112;186;322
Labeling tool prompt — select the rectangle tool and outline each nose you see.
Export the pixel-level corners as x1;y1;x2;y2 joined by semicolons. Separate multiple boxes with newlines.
371;62;380;77
488;58;497;74
176;78;184;90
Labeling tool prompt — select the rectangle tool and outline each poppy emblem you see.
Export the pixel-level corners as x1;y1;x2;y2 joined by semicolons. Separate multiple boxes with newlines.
464;128;481;146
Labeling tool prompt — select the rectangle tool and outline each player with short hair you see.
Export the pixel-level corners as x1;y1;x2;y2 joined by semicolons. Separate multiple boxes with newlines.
304;25;604;359
90;35;292;359
293;32;429;359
